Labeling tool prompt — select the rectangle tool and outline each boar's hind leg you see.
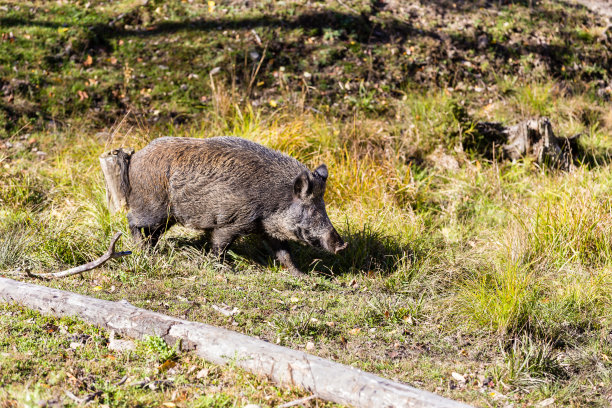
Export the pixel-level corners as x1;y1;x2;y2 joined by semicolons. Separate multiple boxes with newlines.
267;238;304;276
129;224;145;246
128;212;173;248
129;224;168;248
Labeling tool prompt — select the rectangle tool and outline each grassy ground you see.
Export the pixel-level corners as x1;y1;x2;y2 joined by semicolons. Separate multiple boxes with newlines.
0;303;339;407
1;0;612;407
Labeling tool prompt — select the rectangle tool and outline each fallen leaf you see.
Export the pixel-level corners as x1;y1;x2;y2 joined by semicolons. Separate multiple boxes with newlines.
110;56;118;65
268;100;278;108
83;55;93;66
92;286;103;291
196;368;209;379
159;360;176;372
349;328;361;335
402;315;413;324
489;390;506;401
538;398;555;407
77;90;88;101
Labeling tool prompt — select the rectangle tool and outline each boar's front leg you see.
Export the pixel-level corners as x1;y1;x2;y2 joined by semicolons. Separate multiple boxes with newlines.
210;226;239;257
267;238;304;276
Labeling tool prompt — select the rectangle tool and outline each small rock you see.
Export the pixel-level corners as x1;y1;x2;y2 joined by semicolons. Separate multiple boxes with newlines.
451;372;466;383
69;342;83;349
212;304;240;317
109;339;136;352
305;341;315;351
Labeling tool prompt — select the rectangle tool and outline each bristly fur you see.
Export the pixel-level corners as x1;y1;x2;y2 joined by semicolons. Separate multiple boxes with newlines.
122;136;346;275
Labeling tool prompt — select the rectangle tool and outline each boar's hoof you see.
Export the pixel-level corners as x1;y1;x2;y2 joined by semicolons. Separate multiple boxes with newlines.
334;242;348;254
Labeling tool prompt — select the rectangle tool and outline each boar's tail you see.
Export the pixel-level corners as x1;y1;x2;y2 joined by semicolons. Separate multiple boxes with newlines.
116;148;132;206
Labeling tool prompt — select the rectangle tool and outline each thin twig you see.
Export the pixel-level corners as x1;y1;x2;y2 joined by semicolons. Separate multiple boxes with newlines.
105;110;131;150
336;0;359;15
64;390;85;404
27;232;131;280
114;375;128;386
247;41;269;96
64;390;102;405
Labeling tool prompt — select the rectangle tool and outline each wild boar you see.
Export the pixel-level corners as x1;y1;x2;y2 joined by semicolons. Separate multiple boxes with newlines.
121;136;347;275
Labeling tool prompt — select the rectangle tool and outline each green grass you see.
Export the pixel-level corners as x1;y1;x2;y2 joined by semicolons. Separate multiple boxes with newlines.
1;0;612;406
0;304;340;407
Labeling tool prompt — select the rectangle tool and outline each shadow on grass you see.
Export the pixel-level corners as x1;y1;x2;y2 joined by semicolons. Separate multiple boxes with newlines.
0;0;608;135
1;0;603;84
163;224;411;278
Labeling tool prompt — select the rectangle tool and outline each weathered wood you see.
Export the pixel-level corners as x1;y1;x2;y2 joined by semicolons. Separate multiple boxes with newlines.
99;148;133;214
26;232;131;280
475;117;579;170
0;277;472;408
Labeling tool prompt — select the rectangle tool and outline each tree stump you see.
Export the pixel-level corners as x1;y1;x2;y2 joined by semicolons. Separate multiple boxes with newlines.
474;117;579;170
99;148;134;213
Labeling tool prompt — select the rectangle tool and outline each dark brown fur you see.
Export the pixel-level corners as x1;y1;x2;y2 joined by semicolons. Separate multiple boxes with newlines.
124;136;346;275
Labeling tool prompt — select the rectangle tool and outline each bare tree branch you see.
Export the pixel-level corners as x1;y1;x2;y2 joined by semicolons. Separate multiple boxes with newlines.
27;232;131;280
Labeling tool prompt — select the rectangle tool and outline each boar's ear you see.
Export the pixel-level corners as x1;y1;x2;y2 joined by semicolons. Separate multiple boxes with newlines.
293;171;313;199
313;164;328;182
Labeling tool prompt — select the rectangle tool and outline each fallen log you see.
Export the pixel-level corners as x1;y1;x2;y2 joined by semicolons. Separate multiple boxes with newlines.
0;277;471;408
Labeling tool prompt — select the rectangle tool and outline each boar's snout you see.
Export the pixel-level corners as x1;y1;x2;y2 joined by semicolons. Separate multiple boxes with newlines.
324;228;347;254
